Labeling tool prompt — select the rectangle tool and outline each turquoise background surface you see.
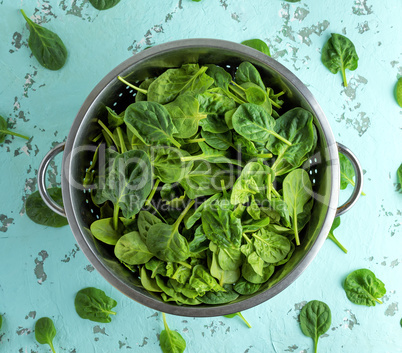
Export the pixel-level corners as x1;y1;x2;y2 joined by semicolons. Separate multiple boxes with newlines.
0;0;401;352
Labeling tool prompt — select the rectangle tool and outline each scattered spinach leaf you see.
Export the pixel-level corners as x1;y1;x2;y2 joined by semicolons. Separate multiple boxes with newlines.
327;217;347;253
35;317;57;353
160;312;186;353
223;312;252;328
74;287;117;323
0;115;29;143
241;39;271;57
397;163;402;192
396;78;402;108
88;0;120;10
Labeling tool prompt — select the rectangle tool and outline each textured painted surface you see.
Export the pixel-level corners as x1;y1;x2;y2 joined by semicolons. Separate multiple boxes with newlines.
0;0;401;352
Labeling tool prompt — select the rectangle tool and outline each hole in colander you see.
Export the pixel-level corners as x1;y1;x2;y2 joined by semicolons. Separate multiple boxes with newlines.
86;199;89;204
113;102;117;107
119;93;123;97
90;209;94;214
314;169;318;174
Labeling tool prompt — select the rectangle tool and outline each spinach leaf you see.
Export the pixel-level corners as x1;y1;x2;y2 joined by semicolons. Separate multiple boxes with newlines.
0;115;29;143
299;300;331;353
0;314;2;331
210;251;240;285
146;201;193;262
115;231;154;265
197;284;239;304
321;33;359;87
148;64;213;104
397;163;402;191
396;78;402;107
138;211;162;241
140;267;162;292
185;193;222;229
26;188;68;228
90;217;123;245
135;78;155;102
160;313;186;353
188;226;209;254
267;108;316;176
339;152;365;195
242;260;274;284
344;269;386;306
94;149;152;226
180;161;230;199
232;103;291;145
165;94;207;138
327;217;347;253
20;10;67;70
199;114;230;133
196;90;236;115
88;0;120;10
201;130;233;151
224;312;252;328
252;229;291;263
235;62;265;90
206;64;232;91
233;277;261;295
124;101;181;148
202;202;242;250
74;287;117;323
283;169;312;246
189;265;225;293
218;246;243;271
35;317;57;353
241;39;271;57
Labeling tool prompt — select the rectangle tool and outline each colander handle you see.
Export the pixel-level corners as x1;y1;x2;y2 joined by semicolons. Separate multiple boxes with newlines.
336;143;363;217
37;143;66;217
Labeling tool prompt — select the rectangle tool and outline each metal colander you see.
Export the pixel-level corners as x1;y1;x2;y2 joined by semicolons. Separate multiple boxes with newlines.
38;39;363;317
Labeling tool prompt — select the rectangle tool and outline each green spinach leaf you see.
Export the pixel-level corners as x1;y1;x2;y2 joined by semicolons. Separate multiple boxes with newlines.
241;39;271;57
299;300;331;353
74;287;117;323
224;312;252;328
397;163;402;191
115;231;154;265
160;312;186;353
21;9;67;70
327;217;347;253
321;33;359;87
88;0;120;10
35;317;57;353
252;229;291;263
90;217;123;245
0;115;29;143
26;188;68;228
396;78;402;108
344;269;386;306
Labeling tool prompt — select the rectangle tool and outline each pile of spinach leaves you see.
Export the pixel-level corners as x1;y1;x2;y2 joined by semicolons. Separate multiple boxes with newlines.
84;61;317;306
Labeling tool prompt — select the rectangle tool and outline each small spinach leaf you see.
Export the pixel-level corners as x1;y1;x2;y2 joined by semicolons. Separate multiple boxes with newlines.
21;9;67;70
321;33;359;87
26;188;68;228
397;163;402;191
74;287;117;323
344;269;386;306
115;231;154;265
241;39;271;57
0;115;29;143
235;62;265;90
88;0;120;10
327;217;347;253
233;277;261;295
299;300;331;353
252;229;291;263
160;313;186;353
396;78;402;108
138;211;162;241
223;312;252;328
35;317;57;353
90;218;123;245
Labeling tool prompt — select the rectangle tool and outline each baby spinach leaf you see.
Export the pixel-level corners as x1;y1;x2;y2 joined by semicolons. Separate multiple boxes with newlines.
206;64;232;91
232;103;291;145
35;317;57;353
199;114;230;133
267;108;316;176
252;229;291;263
20;10;67;71
148;64;213;104
224;312;252;328
88;0;120;10
299;300;331;353
90;218;123;245
0;115;29;143
218;247;243;271
0;314;2;331
210;251;240;285
124;101;181;148
140;267;162;292
396;78;402;108
165;94;208;138
146;201;193;262
95;149;153;223
105;107;124;129
189;265;225;293
188;226;209;254
201;130;233;151
185;193;222;229
344;269;386;306
160;313;186;353
74;287;117;323
242;260;274;284
241;39;271;57
233;277;261;295
283;169;312;246
198;284;239;304
327;217;347;253
235;62;265;90
397;163;402;191
135;78;155;102
202;203;242;250
196;90;236;115
321;33;359;87
115;231;154;265
180;161;230;199
26;188;68;228
138;211;162;241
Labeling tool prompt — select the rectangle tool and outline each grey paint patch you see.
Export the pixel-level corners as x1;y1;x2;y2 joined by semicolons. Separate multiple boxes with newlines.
25;311;37;320
84;264;95;272
0;214;14;233
10;32;26;54
385;302;398;316
61;244;80;263
231;13;240;22
219;0;228;10
139;337;148;347
294;7;310;22
356;21;370;34
19;173;38;215
352;0;373;16
298;20;330;46
390;259;400;268
16;326;32;335
285;345;298;352
344;309;359;330
93;325;108;336
59;0;95;21
23;70;38;98
34;250;49;284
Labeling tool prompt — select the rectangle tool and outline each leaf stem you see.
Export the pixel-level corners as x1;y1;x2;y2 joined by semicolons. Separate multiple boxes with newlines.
113;204;120;230
98;120;120;152
314;339;318;353
184;138;205;144
242;233;252;244
271;186;281;199
267;174;272;201
268;130;292;146
117;76;148;94
149;204;168;223
238;312;252;328
145;179;160;207
294;208;300;246
177;261;192;269
162;312;169;331
327;233;348;254
173;199;195;232
374;297;383;305
341;67;348;87
116;127;126;153
0;129;30;140
221;179;228;199
252;153;273;159
269;98;282;109
49;342;56;353
105;310;117;315
169;137;181;149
